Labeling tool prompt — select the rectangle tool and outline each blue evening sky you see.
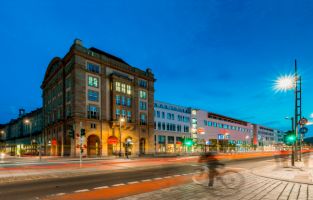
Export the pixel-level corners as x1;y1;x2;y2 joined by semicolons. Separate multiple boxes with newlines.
0;0;313;134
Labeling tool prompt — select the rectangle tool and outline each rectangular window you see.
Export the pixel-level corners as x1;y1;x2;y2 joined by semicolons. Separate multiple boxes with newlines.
140;101;147;110
208;121;212;126
126;98;131;107
126;85;132;95
167;113;171;119
88;76;99;88
116;95;121;105
168;136;174;144
138;80;147;88
122;109;126;118
158;122;161;130
87;62;100;73
204;120;207;126
140;114;147;125
88;90;99;102
121;83;126;93
116;108;120;119
139;90;147;99
87;105;99;119
116;82;121;92
127;111;131;122
158;135;166;144
90;123;97;129
162;112;165;119
121;96;126;106
157;111;160;118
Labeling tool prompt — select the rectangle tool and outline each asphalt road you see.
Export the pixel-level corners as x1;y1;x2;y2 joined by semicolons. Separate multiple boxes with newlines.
0;156;276;200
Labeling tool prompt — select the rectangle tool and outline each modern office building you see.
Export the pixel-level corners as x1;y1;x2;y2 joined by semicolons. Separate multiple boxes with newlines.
0;108;43;155
154;101;191;153
41;39;155;157
191;109;254;152
253;124;284;150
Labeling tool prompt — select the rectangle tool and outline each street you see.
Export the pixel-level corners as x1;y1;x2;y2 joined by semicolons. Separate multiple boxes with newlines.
0;155;282;200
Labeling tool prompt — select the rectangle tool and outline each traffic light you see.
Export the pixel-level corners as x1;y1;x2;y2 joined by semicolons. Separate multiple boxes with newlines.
81;129;86;137
284;131;296;145
184;138;193;147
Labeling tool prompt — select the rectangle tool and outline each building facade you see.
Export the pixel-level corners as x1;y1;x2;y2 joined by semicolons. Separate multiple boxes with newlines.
154;101;191;153
253;124;284;151
191;109;254;152
0;108;43;155
41;39;155;157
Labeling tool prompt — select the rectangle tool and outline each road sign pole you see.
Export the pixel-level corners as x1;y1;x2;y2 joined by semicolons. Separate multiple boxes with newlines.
80;122;82;168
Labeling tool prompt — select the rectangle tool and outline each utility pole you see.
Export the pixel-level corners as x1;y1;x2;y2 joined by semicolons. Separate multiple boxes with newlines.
294;60;302;161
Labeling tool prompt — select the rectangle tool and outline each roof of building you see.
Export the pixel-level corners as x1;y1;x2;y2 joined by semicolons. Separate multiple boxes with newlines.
207;112;249;126
89;47;130;66
4;108;43;125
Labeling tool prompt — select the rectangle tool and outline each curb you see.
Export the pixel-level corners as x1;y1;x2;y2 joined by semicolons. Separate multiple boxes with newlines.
251;166;313;185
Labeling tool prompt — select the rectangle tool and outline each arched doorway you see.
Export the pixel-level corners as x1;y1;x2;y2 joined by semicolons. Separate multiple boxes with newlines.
87;135;100;157
140;138;145;155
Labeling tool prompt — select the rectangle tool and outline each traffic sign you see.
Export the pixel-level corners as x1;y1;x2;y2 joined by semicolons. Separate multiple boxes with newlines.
299;118;308;125
300;127;308;134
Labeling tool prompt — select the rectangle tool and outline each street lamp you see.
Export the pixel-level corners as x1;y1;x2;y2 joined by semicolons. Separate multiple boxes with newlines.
245;135;249;152
274;63;302;162
24;119;32;149
119;117;125;157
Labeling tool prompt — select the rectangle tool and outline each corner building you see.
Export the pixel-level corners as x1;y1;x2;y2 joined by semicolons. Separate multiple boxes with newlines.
41;40;155;157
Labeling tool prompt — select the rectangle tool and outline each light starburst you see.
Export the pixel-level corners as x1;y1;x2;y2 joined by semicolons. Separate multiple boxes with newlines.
273;74;295;92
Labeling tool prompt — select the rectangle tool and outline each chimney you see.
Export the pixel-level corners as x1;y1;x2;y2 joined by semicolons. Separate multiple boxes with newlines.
19;108;25;117
74;38;82;46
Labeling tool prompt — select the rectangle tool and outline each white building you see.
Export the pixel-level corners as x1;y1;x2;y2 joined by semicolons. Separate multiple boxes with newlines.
154;101;191;153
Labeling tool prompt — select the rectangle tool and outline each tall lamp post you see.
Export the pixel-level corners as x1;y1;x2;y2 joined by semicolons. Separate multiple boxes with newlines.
119;117;125;157
24;119;33;155
274;60;302;162
245;135;250;152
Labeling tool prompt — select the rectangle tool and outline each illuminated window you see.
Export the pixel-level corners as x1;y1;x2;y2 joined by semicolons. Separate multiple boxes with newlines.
126;85;132;95
116;95;120;105
115;82;121;92
139;90;147;99
88;76;99;88
140;114;147;125
121;83;126;93
140;101;147;110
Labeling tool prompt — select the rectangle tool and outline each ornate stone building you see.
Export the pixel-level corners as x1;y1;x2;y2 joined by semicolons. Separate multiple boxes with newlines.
41;39;155;157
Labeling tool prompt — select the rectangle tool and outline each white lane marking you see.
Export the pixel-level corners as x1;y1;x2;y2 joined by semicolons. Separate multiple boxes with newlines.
55;193;66;196
74;189;89;193
182;173;188;176
164;176;172;178
142;179;152;182
153;177;163;180
128;181;139;184
94;186;109;190
174;175;181;177
112;183;125;187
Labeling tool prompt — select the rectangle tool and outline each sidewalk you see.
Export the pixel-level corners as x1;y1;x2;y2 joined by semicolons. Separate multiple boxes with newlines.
118;156;313;200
